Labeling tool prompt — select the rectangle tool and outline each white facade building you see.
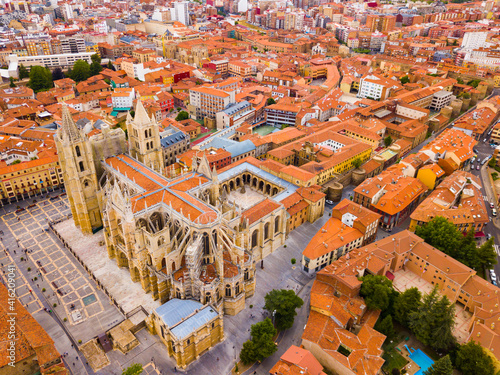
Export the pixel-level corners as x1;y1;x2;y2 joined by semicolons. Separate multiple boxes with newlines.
174;1;189;26
461;31;488;50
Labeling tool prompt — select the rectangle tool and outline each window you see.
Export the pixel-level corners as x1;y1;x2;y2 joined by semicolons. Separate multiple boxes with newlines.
75;146;81;157
264;223;270;240
225;284;231;297
79;161;84;172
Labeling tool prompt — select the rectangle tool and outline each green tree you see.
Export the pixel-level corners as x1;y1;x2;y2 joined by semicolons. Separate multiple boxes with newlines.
267;97;276;105
477;238;498;270
9;77;15;87
415;216;462;260
408;286;456;351
393;287;421;327
423;355;453;375
239;318;277;364
374;314;395;338
52;67;64;81
352;158;362;169
456;341;495;375
90;54;103;76
175;110;189;121
359;274;396;312
107;61;115;70
457;77;464;85
122;363;143;375
70;60;91;82
28;66;53;92
489;156;496;168
18;64;29;79
400;75;410;84
467;79;481;88
384;136;392;148
264;289;304;331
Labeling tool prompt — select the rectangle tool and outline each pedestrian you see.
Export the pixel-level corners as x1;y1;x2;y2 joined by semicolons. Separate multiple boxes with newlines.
217;357;219;361
73;363;75;367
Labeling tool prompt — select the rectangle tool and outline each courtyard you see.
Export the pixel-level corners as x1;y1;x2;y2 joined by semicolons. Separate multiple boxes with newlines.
393;269;473;344
226;187;267;210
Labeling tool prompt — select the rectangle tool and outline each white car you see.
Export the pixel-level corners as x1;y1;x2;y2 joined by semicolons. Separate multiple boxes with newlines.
477;165;480;170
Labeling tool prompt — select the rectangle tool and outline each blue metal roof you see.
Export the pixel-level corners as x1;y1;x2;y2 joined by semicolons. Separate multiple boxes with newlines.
221;101;251;116
155;299;218;340
171;306;218;340
160;126;187;148
199;137;255;157
155;299;203;327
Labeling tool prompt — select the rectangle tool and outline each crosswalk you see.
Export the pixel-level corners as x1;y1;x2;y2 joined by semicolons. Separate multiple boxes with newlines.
494;245;500;256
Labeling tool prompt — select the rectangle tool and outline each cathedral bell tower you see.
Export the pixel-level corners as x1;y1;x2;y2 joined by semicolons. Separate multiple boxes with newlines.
126;100;164;175
55;105;103;234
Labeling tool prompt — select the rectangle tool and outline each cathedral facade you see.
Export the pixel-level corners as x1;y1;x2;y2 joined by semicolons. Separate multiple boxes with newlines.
55;102;324;316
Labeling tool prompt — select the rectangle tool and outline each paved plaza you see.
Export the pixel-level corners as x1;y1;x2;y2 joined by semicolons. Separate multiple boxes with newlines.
53;219;161;314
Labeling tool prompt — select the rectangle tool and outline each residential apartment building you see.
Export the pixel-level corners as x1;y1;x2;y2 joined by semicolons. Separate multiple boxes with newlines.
9;52;93;73
301;199;380;274
353;167;428;230
265;104;301;128
111;88;135;109
409;171;488;233
188;86;235;121
358;74;400;100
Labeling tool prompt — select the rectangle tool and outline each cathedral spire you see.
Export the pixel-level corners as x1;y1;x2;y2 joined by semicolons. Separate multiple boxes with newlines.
59;104;82;143
133;100;152;127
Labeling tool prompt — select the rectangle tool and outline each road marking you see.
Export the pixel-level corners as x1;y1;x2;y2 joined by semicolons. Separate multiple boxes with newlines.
494;245;500;256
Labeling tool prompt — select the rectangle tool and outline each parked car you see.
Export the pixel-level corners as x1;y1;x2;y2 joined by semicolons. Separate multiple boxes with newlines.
477;165;480;170
325;200;334;205
491;202;495;208
493;208;497;216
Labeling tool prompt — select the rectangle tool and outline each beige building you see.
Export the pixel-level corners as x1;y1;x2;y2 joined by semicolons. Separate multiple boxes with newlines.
150;299;224;369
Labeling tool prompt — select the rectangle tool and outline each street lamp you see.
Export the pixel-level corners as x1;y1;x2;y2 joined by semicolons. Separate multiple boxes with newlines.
272;309;276;326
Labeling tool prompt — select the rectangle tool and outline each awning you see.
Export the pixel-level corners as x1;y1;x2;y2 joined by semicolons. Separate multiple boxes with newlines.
475;231;485;237
385;271;395;281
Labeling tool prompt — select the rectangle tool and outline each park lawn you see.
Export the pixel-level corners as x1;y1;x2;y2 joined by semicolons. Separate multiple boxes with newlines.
382;349;407;372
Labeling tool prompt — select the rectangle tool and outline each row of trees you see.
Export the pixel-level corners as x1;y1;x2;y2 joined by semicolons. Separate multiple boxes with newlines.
360;275;496;375
415;216;497;271
21;54;109;93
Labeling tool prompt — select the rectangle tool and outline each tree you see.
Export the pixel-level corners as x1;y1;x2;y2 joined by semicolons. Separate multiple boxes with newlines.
352;158;362;169
400;75;410;84
476;238;497;270
393;287;421;327
18;64;29;79
359;274;396;312
70;60;91;82
122;363;143;375
267;97;276;105
28;66;53;92
423;355;453;375
175;111;189;121
467;79;481;88
52;67;64;81
384;136;392;148
415;217;462;261
239;318;277;364
408;286;456;351
457;77;464;85
107;61;115;70
488;156;496;168
264;289;304;331
9;77;15;87
456;341;495;375
90;54;103;76
374;314;395;338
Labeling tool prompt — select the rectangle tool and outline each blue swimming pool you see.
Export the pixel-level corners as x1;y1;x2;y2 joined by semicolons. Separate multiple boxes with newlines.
408;348;435;375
